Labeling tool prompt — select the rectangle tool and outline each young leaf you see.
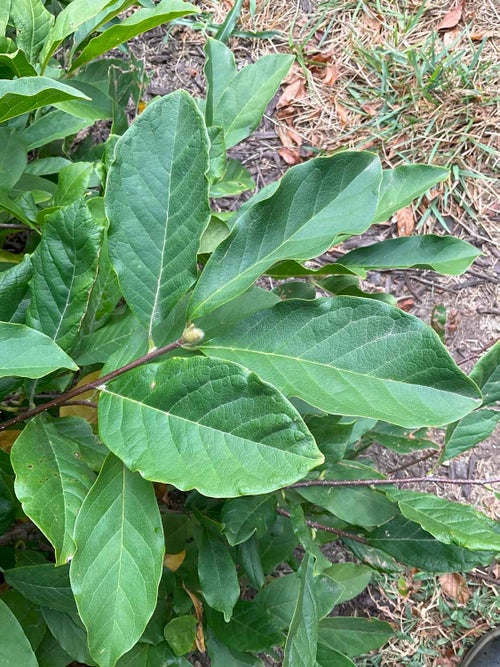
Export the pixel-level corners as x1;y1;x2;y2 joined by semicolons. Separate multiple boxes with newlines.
0;77;89;123
340;235;480;275
373;164;448;223
52;162;94;207
201;297;482;427
70;454;165;667
4;564;76;613
0;255;32;323
469;340;499;407
0;598;38;666
27;200;105;352
204;39;237;126
11;415;98;565
98;356;323;497
283;554;318;667
385;489;500;552
9;0;54;64
106;90;210;344
0;322;77;379
318;617;393;658
188;152;382;318
0;127;27;191
70;0;198;70
443;409;498;460
198;530;240;621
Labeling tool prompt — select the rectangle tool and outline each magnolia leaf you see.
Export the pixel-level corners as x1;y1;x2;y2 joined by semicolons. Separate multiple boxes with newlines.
206;602;281;653
117;641;190;666
386;489;500;552
201;297;481;427
0;598;38;666
443;409;498;461
340;235;480;275
0;322;77;379
470;340;499;407
189;152;382;318
283;554;318;667
41;608;95;665
0;77;89;123
320;563;373;605
374;164;448;223
198;531;239;621
70;454;164;667
106;91;210;344
22;110;90;150
318;617;393;658
11;415;98;564
0;255;32;323
0;127;27;191
27;200;104;352
204;39;237;126
71;0;198;70
222;495;276;546
52;162;94;207
98;356;323;497
75;310;140;365
4;564;76;613
35;630;73;667
9;0;54;63
0;41;37;78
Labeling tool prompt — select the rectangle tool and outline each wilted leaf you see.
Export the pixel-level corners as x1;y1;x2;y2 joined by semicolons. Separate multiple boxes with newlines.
437;3;463;30
439;573;470;604
396;206;415;236
164;551;186;573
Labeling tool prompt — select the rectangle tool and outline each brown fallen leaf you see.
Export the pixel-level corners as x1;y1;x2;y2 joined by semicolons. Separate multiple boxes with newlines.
183;585;206;653
442;27;461;49
278;147;302;165
323;63;340;86
277;77;307;109
396;206;415;236
277;124;302;148
361;101;381;116
439;572;471;604
398;297;415;312
471;30;493;41
164;550;186;573
334;100;348;126
437;3;463;30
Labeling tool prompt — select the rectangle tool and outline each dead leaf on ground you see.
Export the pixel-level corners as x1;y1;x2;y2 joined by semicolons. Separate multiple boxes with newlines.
396;206;415;236
323;63;341;86
437;3;463;31
277;76;307;109
334;100;348;126
439;573;471;604
442;27;461;49
471;30;494;41
278;147;302;165
277;124;302;148
361;101;382;116
398;297;415;312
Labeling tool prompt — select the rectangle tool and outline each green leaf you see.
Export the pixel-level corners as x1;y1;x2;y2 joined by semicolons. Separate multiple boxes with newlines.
24;157;72;176
210;158;255;197
470;340;499;407
163;615;197;656
317;275;396;305
9;0;54;63
273;280;318;301
443;409;498;461
22;110;90;150
190;153;381;318
283;554;318;667
70;454;164;667
373;164;448;223
211;49;293;147
366;516;494;572
52;162;94;207
75;310;140;365
0;598;38;666
198;530;240;620
206;601;281;653
70;0;198;70
27;200;105;352
117;641;190;666
0;255;32;323
201;297;482;427
320;563;372;605
289;504;331;574
41;608;95;665
204;38;237;127
238;535;265;589
316;648;355;667
206;633;263;667
0;3;10;35
98;356;323;497
0;322;77;379
267;260;364;279
198;215;230;254
222;495;276;546
54;80;113;121
0;77;89;123
106;91;210;344
11;415;98;565
304;415;354;465
35;630;73;667
0;472;16;533
259;514;298;574
340;235;480;275
363;423;437;454
318;617;393;658
386;489;500;552
214;0;244;42
0;38;37;78
0;127;27;191
1;589;46;651
4;564;76;613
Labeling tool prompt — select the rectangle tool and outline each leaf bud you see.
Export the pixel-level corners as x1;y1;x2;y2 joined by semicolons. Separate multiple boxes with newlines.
182;323;205;345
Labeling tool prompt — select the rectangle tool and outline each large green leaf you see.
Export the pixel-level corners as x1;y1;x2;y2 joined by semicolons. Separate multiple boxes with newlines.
0;598;38;666
443;409;498;461
70;454;164;667
4;564;76;613
0;471;16;534
318;617;393;658
373;164;448;223
386;489;500;552
283;554;318;667
35;630;73;667
0;255;32;323
366;516;494;572
22;110;90;150
41;608;95;665
0;38;37;78
0;127;27;192
206;633;263;667
189;152;382;318
2;589;46;651
98;356;323;497
320;563;373;605
117;641;190;666
76;310;140;365
470;341;499;407
206;602;281;653
27;200;104;352
201;297;481;427
198;530;240;621
0;322;77;379
106;91;210;344
11;415;98;565
0;77;89;123
71;0;198;70
9;0;54;63
206;39;293;147
52;162;94;207
340;235;480;275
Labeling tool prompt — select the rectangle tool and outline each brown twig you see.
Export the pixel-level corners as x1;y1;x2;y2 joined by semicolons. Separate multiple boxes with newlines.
290;476;500;489
276;507;368;544
0;338;183;431
0;223;31;230
388;449;440;474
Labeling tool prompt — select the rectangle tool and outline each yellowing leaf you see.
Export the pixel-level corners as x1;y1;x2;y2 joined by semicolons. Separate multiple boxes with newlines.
0;430;21;453
164;550;186;572
439;573;470;604
60;370;100;424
